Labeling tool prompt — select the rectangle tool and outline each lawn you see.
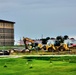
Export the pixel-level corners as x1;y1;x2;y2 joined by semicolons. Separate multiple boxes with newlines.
0;56;76;75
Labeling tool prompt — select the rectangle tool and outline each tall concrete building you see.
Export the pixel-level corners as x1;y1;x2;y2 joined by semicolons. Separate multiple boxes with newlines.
0;19;15;46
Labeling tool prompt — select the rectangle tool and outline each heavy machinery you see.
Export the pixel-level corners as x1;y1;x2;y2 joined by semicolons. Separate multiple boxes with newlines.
64;39;76;49
46;39;70;52
23;37;42;50
23;37;34;49
23;37;70;52
40;37;50;50
40;36;70;52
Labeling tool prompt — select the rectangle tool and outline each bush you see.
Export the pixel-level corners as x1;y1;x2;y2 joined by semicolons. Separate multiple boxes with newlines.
22;56;76;62
69;59;76;63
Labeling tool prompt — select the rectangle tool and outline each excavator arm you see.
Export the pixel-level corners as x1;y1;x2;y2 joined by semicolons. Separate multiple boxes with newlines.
23;37;34;49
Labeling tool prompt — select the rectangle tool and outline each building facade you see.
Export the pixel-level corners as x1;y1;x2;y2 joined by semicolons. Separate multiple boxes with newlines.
0;19;15;46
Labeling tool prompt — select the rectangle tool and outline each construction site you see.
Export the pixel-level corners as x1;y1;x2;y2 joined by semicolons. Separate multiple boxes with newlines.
0;19;76;55
1;35;76;55
22;35;76;55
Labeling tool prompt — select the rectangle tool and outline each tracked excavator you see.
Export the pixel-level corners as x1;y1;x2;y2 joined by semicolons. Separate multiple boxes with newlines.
23;37;34;49
23;37;70;52
23;37;42;50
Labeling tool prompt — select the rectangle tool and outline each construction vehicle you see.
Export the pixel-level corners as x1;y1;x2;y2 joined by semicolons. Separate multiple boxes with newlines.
23;37;70;52
40;37;50;50
46;39;70;52
64;39;76;49
23;37;42;50
40;37;69;52
23;37;34;49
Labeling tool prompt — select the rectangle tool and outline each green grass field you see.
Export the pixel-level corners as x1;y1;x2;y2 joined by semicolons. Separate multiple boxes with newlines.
0;56;76;75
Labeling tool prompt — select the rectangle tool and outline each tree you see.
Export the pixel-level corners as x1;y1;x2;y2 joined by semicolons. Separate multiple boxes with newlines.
41;39;47;44
63;35;69;40
46;37;50;40
56;36;64;43
50;38;55;40
40;37;50;44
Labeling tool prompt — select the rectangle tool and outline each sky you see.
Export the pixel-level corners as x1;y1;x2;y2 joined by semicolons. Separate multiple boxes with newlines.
0;0;76;41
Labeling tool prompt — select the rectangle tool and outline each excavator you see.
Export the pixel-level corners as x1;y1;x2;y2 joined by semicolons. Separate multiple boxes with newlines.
23;37;42;51
23;37;34;49
23;37;70;52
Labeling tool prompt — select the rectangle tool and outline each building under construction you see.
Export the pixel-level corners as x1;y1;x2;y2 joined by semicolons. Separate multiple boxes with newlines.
0;19;15;46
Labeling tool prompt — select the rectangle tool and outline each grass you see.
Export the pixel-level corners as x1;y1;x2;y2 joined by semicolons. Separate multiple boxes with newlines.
0;56;76;75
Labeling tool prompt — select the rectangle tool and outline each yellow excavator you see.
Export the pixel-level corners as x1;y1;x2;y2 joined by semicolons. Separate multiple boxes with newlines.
23;37;34;50
23;37;70;52
23;37;42;50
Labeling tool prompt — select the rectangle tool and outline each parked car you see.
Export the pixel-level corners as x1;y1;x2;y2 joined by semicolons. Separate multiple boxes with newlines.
0;50;10;55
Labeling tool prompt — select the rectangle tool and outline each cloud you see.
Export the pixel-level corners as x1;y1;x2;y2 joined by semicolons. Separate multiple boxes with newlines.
0;0;76;40
0;0;76;12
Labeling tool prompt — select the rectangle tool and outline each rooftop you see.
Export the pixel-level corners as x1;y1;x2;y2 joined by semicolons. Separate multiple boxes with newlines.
0;19;15;24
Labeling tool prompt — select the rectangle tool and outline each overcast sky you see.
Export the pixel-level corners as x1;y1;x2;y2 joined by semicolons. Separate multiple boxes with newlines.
0;0;76;41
